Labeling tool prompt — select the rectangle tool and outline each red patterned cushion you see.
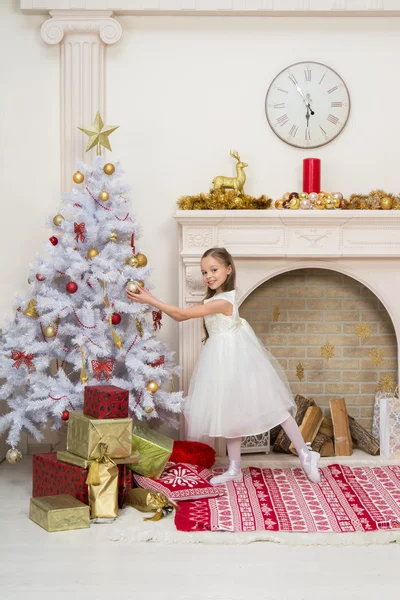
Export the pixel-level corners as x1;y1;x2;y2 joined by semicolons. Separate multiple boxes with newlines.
132;462;220;501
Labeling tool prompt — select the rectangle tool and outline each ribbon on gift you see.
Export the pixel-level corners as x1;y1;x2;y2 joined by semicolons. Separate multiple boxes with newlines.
11;350;35;373
91;358;115;381
74;222;86;243
86;443;115;485
152;310;162;331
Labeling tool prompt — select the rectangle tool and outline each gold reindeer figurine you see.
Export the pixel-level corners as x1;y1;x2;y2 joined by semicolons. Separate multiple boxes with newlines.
212;150;248;194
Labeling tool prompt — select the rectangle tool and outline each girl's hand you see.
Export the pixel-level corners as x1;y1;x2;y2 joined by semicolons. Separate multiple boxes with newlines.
126;287;155;305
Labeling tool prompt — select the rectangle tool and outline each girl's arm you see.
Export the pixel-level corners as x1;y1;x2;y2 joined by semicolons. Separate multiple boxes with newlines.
126;288;233;322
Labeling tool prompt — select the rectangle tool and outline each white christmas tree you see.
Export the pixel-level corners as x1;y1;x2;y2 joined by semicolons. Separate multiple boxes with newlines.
0;113;183;456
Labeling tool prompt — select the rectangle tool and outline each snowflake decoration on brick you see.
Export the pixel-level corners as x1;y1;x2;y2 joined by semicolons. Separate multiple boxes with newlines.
273;305;280;322
370;346;385;367
320;341;335;361
296;362;304;382
354;322;371;342
377;374;396;394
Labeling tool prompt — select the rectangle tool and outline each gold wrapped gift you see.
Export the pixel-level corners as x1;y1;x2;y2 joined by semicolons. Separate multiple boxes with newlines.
29;494;90;532
66;411;132;460
125;488;178;521
86;443;119;519
57;449;139;469
129;422;173;478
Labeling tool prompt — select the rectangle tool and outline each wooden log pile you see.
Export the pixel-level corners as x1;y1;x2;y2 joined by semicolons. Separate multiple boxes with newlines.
273;395;380;457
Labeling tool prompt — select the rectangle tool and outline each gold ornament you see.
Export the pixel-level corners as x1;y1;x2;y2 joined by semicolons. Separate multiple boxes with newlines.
325;197;335;210
79;345;88;384
146;381;159;394
104;163;116;175
321;341;335;361
381;196;393;210
78;112;119;155
275;199;285;210
87;248;99;259
144;407;154;414
72;171;84;184
108;232;118;242
340;199;349;210
370;347;385;367
43;325;56;338
53;214;64;226
99;190;110;202
126;280;140;293
273;305;280;322
126;256;139;268
23;299;38;318
289;197;300;210
314;198;325;210
136;317;144;338
377;374;396;394
332;197;341;208
6;448;22;464
296;363;305;382
354;322;371;342
177;189;271;210
283;192;291;201
332;192;343;201
212;150;248;194
135;253;148;267
299;192;309;200
138;280;145;288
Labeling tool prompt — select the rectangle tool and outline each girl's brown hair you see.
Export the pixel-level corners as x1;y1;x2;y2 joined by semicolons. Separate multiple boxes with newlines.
201;247;236;342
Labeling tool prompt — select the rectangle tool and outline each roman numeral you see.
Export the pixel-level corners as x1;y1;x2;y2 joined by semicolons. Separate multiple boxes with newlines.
319;72;326;84
327;114;339;125
288;73;298;85
319;125;328;138
276;87;289;94
277;114;289;126
273;103;285;109
304;69;312;82
305;128;311;141
288;125;298;137
327;86;338;94
331;102;343;107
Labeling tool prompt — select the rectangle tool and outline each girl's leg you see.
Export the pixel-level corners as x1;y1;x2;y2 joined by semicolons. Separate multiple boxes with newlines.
210;437;243;485
280;415;321;483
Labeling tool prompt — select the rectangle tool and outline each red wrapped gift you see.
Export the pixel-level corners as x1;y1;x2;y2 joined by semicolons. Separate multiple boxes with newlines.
83;385;129;419
33;453;134;509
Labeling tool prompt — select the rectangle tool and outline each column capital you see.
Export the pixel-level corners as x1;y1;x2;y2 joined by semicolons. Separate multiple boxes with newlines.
41;10;122;46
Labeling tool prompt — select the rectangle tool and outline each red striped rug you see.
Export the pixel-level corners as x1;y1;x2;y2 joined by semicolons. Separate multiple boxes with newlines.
174;464;400;533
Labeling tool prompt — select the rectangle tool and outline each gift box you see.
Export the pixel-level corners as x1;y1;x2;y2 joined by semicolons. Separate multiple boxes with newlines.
29;494;90;532
83;385;129;419
129;422;173;479
57;449;139;469
33;453;89;504
66;411;132;460
86;445;119;519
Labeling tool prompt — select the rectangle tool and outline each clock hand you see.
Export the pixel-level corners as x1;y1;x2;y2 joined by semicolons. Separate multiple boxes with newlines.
295;83;316;115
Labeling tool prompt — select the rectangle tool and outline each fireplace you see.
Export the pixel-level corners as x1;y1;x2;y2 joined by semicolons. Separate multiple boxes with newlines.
175;210;400;456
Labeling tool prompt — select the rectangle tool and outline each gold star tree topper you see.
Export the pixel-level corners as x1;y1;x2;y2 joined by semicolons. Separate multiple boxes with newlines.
78;112;119;155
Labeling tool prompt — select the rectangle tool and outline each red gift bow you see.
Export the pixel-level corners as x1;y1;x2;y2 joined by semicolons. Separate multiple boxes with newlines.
131;233;135;254
149;355;165;368
74;222;86;243
11;350;35;373
152;310;162;331
91;358;115;381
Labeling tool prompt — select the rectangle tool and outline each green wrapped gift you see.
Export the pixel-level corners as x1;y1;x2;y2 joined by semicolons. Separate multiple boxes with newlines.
29;494;90;532
57;449;139;469
128;422;173;478
66;411;132;460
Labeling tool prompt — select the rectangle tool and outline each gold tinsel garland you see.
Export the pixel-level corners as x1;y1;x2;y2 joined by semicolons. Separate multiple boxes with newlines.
177;188;272;211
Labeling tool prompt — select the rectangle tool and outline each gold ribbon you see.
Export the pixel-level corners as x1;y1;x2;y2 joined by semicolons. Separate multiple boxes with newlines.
85;442;115;485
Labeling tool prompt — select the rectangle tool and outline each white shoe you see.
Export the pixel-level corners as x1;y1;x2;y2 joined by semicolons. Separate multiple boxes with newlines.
210;460;242;485
299;444;321;484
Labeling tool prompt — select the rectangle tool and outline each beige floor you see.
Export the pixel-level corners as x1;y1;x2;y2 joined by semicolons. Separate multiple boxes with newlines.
1;455;400;600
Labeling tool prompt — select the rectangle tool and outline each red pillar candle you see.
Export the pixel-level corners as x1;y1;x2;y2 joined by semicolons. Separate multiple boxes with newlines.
303;158;321;194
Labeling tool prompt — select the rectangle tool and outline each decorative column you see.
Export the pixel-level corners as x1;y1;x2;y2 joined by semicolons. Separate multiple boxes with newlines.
40;10;122;191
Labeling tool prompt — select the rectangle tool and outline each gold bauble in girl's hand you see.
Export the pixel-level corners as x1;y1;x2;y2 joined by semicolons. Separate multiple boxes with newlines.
73;171;84;184
381;196;393;210
126;280;140;293
138;280;145;287
99;190;110;202
135;253;148;267
103;163;115;175
6;448;22;464
125;256;139;268
87;247;99;259
43;325;56;338
289;197;300;210
53;214;64;226
146;381;159;393
314;198;325;210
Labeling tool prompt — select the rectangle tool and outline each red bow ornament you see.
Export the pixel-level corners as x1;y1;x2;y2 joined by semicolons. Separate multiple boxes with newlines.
91;358;115;381
149;355;165;368
74;222;86;243
152;310;162;331
11;350;36;373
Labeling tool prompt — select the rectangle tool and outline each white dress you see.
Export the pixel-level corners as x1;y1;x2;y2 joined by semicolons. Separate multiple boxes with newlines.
184;290;296;440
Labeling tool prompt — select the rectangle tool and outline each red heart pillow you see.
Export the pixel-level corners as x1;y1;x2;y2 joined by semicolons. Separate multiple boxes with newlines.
132;462;220;501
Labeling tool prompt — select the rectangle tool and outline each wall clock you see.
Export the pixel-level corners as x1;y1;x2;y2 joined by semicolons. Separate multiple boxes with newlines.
265;61;350;149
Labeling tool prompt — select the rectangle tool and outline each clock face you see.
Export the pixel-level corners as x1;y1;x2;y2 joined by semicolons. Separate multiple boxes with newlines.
265;61;350;149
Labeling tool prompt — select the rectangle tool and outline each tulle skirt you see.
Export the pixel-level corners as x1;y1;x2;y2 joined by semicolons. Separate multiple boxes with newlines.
184;319;296;440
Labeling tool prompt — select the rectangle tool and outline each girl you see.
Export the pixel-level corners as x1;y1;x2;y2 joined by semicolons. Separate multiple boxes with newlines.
127;247;320;485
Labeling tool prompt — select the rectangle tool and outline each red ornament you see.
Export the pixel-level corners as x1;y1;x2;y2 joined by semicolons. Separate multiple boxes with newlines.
66;282;78;294
111;313;121;325
11;350;35;373
74;222;86;243
91;358;115;381
49;236;58;246
36;274;46;281
152;310;163;331
61;410;70;421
